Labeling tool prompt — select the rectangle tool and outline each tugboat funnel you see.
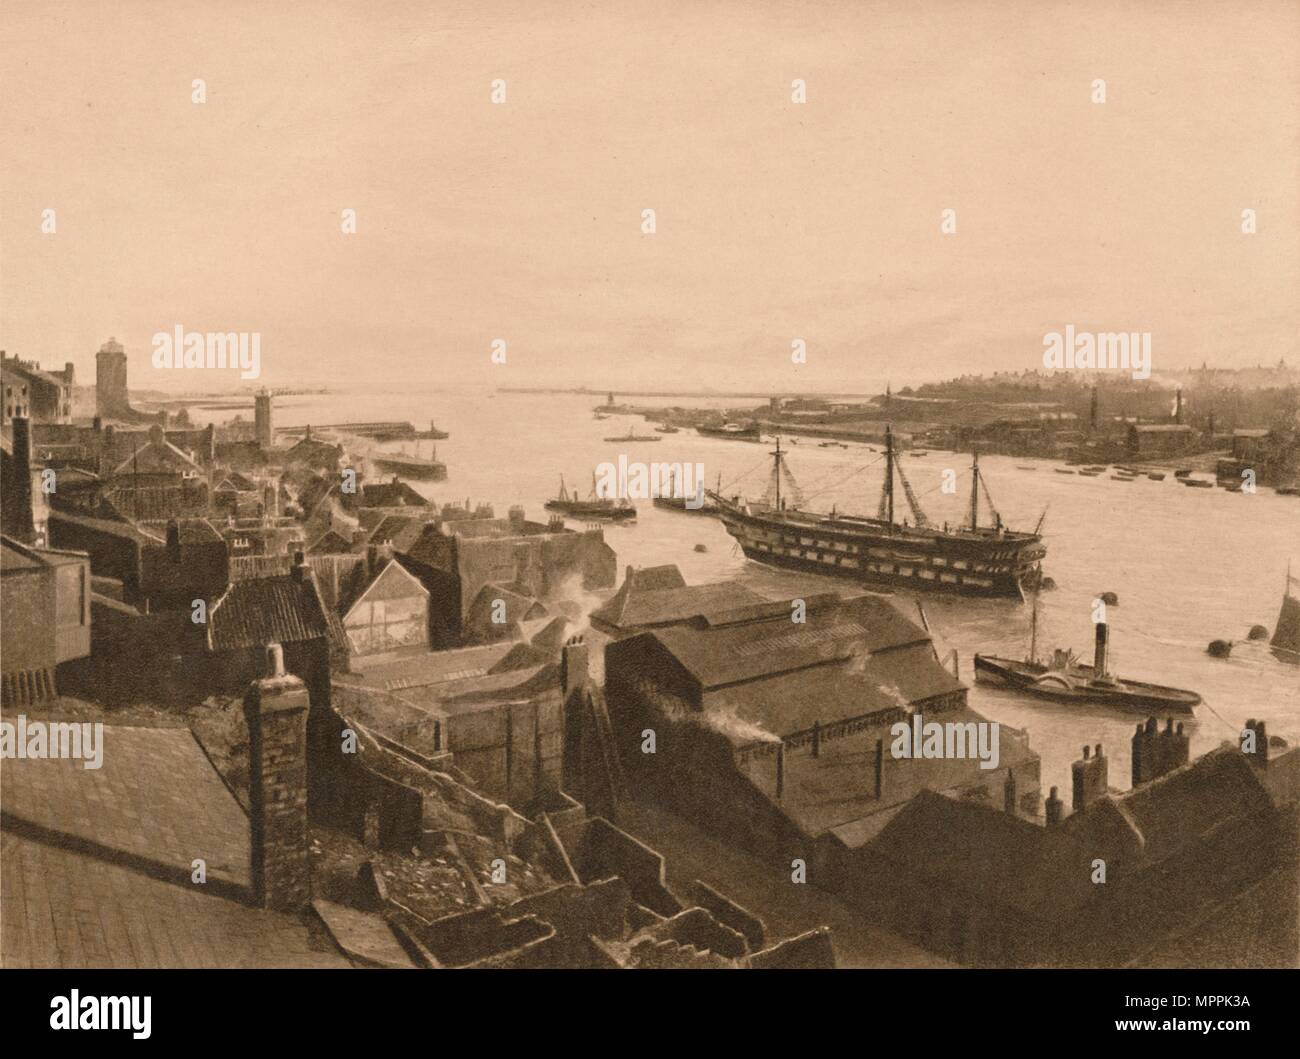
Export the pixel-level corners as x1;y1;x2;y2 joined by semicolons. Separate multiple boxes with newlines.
1094;621;1109;676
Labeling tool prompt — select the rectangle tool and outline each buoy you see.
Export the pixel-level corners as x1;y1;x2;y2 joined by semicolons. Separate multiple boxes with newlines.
694;543;707;553
1247;624;1269;641
1207;639;1233;658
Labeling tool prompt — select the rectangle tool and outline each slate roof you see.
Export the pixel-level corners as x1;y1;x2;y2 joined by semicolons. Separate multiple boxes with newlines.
591;565;766;633
645;594;932;691
111;438;205;478
207;573;336;652
0;726;348;968
360;481;429;508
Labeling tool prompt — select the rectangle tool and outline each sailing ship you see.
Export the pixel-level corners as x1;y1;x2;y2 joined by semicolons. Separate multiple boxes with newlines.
697;421;762;442
544;475;636;520
974;606;1201;712
1271;566;1300;665
711;428;1047;598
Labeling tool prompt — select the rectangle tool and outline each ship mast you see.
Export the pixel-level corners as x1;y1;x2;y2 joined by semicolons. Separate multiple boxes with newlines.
1028;584;1039;665
772;436;782;510
969;450;980;531
883;425;895;526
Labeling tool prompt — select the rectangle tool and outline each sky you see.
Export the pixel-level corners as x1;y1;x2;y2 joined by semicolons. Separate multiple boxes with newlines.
2;0;1297;392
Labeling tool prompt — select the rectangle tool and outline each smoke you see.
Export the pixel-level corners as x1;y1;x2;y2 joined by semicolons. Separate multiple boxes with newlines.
548;571;606;634
701;709;781;745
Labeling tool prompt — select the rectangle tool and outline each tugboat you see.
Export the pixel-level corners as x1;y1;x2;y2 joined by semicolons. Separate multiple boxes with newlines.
711;429;1047;598
544;475;636;521
697;421;762;442
975;603;1201;712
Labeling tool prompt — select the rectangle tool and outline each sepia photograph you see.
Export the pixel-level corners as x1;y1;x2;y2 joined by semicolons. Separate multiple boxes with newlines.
1;0;1297;1040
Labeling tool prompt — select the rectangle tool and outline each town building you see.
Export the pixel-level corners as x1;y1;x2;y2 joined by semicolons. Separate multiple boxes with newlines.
1126;422;1196;458
396;508;615;648
603;592;1034;865
0;536;91;705
1;351;74;424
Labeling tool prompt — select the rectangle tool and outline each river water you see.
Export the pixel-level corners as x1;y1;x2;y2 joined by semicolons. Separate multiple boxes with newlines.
199;386;1300;795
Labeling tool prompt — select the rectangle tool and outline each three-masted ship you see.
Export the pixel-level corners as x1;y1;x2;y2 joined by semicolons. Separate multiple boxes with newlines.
711;427;1046;598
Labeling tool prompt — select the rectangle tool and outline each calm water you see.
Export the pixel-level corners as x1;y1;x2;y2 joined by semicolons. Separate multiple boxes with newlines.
202;387;1300;794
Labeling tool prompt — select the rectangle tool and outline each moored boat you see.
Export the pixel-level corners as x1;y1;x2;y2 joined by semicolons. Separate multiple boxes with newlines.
544;474;636;520
603;423;661;443
697;421;761;442
711;430;1047;599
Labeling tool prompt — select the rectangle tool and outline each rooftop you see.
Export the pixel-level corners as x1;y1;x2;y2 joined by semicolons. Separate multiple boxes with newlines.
0;725;347;967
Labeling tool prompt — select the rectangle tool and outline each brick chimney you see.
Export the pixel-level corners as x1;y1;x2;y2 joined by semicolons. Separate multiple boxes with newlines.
1045;786;1063;826
6;417;35;543
243;643;310;911
1132;717;1188;787
1243;718;1268;768
561;635;588;699
1071;743;1108;812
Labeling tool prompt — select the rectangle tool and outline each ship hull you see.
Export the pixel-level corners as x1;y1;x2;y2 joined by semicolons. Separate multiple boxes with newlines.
717;503;1044;598
697;427;761;442
372;457;446;481
973;655;1199;712
544;500;636;521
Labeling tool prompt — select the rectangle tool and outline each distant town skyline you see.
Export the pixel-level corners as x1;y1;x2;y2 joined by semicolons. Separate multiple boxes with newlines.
3;0;1297;392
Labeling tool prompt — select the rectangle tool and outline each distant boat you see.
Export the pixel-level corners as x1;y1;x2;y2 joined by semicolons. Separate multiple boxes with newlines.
1016;465;1037;471
976;604;1200;713
653;470;719;515
1078;470;1101;477
1147;472;1166;481
1271;567;1300;665
1174;469;1192;478
1276;485;1300;496
1111;474;1137;482
545;474;636;520
1054;469;1075;475
655;424;679;434
697;421;761;442
604;423;661;443
1181;478;1214;488
372;447;446;481
593;412;609;420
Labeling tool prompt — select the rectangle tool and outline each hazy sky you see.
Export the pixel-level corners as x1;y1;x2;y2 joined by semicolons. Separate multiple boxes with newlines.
2;0;1297;392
